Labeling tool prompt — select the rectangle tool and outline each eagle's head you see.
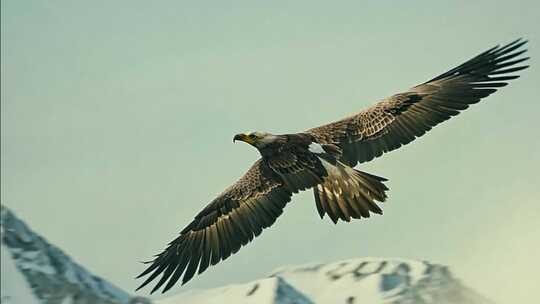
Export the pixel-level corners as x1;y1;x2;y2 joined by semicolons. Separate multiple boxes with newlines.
233;132;280;149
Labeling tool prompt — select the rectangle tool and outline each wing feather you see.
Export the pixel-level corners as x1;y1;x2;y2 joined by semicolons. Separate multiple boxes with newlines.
136;159;295;294
307;39;529;166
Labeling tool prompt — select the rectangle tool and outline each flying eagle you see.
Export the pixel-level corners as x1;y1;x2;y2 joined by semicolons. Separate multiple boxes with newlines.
136;39;529;293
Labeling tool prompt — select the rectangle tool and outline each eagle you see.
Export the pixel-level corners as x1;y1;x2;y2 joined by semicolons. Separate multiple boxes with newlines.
136;39;529;294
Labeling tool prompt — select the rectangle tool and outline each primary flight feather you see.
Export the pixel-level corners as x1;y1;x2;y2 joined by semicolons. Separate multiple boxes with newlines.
136;39;529;293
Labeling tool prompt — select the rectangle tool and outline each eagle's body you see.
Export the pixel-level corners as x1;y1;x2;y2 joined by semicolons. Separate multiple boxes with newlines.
230;132;388;223
137;39;529;294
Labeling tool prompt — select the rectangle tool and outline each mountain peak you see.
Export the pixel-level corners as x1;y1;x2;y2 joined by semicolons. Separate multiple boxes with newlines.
159;276;312;304
158;257;493;304
1;205;149;304
269;257;493;304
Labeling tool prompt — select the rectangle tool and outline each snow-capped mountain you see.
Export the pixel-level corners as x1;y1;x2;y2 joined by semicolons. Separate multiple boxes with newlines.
269;258;494;304
157;276;313;304
0;205;149;304
157;258;494;304
1;204;492;304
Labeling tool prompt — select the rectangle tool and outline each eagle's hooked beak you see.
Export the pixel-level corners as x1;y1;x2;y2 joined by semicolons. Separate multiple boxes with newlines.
233;133;255;145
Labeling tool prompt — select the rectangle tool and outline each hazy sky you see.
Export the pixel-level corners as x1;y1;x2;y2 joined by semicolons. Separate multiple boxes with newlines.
1;1;539;302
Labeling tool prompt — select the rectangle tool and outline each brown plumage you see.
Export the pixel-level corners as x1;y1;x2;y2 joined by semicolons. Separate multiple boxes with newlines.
307;39;529;166
136;39;529;294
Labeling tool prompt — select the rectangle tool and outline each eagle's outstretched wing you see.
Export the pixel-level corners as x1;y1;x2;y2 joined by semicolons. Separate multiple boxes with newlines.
136;158;319;293
307;39;529;166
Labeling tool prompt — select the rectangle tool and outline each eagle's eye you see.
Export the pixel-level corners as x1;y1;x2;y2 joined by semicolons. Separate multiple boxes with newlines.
250;134;257;139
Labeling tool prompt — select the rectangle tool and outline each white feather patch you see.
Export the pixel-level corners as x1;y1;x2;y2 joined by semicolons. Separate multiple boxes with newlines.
309;143;326;154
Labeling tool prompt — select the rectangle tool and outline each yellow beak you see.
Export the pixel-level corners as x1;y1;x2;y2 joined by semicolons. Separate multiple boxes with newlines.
233;133;255;145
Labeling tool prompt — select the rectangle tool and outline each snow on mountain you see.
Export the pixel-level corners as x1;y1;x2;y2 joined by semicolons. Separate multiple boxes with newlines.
157;258;493;304
0;205;149;304
270;257;494;304
157;276;312;304
1;204;493;304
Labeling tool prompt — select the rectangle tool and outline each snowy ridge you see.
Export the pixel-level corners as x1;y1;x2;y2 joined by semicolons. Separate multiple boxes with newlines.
157;276;312;304
158;258;493;304
270;257;493;304
0;205;149;304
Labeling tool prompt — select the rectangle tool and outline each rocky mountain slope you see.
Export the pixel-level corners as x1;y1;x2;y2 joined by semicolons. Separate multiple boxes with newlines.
0;205;149;304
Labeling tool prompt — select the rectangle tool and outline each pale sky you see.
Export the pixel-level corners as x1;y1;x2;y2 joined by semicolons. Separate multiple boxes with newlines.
1;1;539;303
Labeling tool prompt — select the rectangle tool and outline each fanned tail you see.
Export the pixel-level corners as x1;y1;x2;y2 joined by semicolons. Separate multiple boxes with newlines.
313;163;389;223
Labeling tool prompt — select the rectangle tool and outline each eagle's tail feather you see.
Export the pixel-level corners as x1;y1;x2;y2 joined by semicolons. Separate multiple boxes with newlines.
313;164;389;224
